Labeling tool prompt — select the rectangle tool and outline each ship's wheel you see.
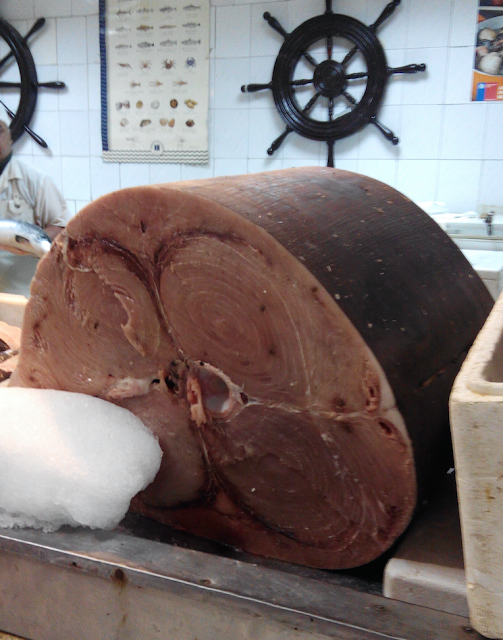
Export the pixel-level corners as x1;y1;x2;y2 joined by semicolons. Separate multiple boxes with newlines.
241;0;426;167
0;17;65;148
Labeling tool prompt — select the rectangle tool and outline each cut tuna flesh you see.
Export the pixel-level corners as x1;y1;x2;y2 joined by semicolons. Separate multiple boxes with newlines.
11;168;493;569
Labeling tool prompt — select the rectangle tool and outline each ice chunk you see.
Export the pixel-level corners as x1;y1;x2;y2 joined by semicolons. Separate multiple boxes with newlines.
0;388;162;532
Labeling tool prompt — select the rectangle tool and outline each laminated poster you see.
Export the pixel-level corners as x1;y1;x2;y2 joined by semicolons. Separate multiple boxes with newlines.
473;0;503;101
99;0;209;163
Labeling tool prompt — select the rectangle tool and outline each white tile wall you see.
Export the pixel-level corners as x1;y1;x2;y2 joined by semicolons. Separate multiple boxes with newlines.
119;163;150;189
90;156;120;199
30;19;58;66
402;48;448;106
445;47;476;104
437;160;481;212
62;157;91;199
0;0;500;215
150;163;182;184
59;111;90;156
480;161;503;208
396;159;438;204
407;0;451;49
31;109;62;156
440;103;486;160
57;65;89;111
399;104;443;159
35;0;71;19
35;65;60;111
57;17;88;65
358;159;397;188
483;103;503;161
1;0;34;21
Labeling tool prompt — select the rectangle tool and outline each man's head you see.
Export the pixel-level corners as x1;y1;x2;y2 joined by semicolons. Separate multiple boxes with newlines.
0;121;12;161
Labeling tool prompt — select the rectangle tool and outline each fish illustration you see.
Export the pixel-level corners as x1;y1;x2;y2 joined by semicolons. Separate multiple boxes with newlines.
131;81;141;87
159;24;177;29
116;9;131;16
136;8;153;13
137;41;155;48
118;62;132;68
115;26;131;33
182;38;200;46
183;4;201;10
0;220;51;258
173;79;187;86
149;81;163;86
115;44;132;49
183;22;200;28
159;5;177;11
160;39;177;46
137;25;153;31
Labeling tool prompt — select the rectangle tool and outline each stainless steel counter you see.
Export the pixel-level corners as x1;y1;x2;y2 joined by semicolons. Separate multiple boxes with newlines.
0;514;484;640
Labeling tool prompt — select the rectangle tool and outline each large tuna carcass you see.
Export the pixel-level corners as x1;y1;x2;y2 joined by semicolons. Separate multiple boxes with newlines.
10;168;493;569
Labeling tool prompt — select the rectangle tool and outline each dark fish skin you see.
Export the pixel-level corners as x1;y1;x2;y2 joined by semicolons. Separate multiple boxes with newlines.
0;220;51;258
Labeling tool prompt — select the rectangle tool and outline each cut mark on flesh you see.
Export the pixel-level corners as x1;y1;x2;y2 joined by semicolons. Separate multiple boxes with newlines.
140;221;147;233
165;376;179;392
331;396;347;412
378;419;394;436
198;367;231;413
186;376;207;426
364;364;381;412
185;362;249;425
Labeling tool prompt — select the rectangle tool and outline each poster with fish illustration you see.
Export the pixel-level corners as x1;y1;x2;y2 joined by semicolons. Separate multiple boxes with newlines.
472;0;503;100
100;0;209;163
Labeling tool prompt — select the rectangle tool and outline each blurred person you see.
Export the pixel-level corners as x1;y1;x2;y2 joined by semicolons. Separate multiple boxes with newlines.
0;119;70;254
0;120;71;294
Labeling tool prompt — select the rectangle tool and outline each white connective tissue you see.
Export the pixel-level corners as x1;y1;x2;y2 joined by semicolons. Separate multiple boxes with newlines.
0;388;163;532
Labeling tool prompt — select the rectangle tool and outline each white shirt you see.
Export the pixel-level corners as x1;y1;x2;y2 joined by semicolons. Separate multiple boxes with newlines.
0;157;71;228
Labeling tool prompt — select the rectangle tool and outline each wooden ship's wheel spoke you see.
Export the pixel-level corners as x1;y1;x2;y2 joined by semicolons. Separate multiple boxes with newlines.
0;17;65;148
241;0;426;167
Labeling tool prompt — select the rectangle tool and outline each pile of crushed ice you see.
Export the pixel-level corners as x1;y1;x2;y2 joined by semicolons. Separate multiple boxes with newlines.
0;388;162;532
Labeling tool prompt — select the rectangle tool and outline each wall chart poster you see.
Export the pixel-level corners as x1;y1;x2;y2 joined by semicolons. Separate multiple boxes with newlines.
99;0;209;163
472;0;503;101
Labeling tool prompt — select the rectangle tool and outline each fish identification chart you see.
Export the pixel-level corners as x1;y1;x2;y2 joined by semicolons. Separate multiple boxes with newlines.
100;0;209;163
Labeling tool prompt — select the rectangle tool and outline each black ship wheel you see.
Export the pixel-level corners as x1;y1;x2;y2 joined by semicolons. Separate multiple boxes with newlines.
241;0;426;167
0;17;65;148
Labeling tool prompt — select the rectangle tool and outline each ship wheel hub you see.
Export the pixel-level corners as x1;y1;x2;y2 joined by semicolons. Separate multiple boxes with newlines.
313;59;347;98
